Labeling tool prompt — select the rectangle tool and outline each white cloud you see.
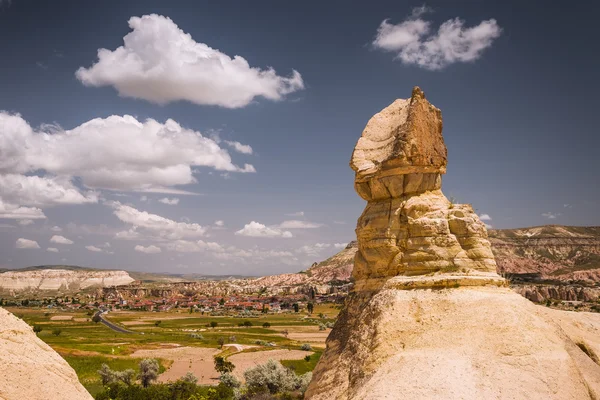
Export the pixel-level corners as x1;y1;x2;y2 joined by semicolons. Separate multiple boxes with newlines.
15;238;40;249
0;199;46;220
47;247;59;253
373;7;501;70
235;221;293;238
86;245;103;252
135;244;162;254
542;212;560;219
50;235;74;245
76;14;304;108
51;226;62;232
296;243;331;257
140;195;149;202
18;219;34;226
479;214;492;221
214;220;224;227
285;211;304;217
111;202;207;240
158;197;180;205
164;239;225;253
0;112;255;196
278;220;323;229
334;243;348;249
224;141;253;155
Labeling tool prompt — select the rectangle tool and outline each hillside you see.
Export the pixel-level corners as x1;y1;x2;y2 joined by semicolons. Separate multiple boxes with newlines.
489;225;600;282
0;268;135;295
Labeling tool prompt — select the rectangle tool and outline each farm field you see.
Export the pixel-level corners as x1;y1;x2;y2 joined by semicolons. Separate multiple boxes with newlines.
5;303;339;396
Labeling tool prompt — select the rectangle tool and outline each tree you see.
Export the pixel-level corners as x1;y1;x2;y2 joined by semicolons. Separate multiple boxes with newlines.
154;320;162;327
210;321;218;329
301;343;312;351
115;369;136;386
92;313;102;323
98;364;116;386
217;336;226;349
33;325;43;334
214;356;235;374
263;322;271;328
138;358;159;388
219;372;241;389
243;320;253;327
180;372;197;384
219;298;226;306
189;306;194;314
52;328;62;336
307;302;314;314
293;303;299;313
243;359;297;395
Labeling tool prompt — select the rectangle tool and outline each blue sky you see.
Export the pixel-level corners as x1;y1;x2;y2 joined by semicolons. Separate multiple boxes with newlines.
0;0;598;275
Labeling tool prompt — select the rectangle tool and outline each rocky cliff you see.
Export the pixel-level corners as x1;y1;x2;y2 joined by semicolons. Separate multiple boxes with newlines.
0;268;135;294
490;225;600;282
305;88;600;400
0;307;92;399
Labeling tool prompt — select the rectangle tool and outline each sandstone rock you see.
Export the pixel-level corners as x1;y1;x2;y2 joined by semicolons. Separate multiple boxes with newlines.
0;268;135;294
0;307;92;400
306;88;600;399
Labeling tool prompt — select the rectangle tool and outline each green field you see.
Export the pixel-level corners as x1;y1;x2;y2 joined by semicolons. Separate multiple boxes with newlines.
7;304;338;396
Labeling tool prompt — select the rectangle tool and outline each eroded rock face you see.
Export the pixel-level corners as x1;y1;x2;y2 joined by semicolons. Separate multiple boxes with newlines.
306;88;600;400
0;307;92;400
349;87;498;289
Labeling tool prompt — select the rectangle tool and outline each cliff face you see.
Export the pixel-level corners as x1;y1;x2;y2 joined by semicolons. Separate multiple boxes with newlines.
489;225;600;281
305;88;600;400
0;269;134;294
0;307;92;400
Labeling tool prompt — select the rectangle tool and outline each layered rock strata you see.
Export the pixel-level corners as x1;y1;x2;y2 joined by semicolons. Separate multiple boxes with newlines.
306;88;600;400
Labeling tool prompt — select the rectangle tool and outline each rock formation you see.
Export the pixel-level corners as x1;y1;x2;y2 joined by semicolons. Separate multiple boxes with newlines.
0;268;135;294
0;307;92;400
306;88;600;399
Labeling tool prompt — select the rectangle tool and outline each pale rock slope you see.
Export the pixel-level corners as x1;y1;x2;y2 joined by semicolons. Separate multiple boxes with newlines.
306;88;600;400
0;268;134;293
0;307;92;400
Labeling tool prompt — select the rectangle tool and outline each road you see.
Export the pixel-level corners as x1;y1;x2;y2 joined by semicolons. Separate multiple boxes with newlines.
94;311;137;334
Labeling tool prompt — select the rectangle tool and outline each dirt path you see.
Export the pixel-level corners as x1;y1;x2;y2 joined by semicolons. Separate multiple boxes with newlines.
228;349;314;380
131;346;221;385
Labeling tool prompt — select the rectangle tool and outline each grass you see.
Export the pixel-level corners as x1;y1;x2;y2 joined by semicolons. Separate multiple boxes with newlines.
5;305;337;396
281;350;322;375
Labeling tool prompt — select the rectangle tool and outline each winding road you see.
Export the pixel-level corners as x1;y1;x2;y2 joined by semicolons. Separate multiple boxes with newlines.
94;311;137;334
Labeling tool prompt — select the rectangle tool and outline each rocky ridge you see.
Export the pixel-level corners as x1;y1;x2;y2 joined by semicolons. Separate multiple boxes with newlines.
0;268;135;295
305;88;600;399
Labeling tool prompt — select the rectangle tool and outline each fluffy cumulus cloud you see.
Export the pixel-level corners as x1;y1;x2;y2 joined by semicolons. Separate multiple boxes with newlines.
278;220;323;229
158;197;179;205
373;6;501;70
224;141;253;155
0;198;46;220
46;247;59;253
86;245;103;252
15;238;40;249
134;244;162;254
296;243;331;257
50;235;74;245
0;113;255;200
76;14;304;108
235;221;293;238
542;212;560;219
334;243;348;249
479;214;492;221
214;220;224;227
111;202;207;240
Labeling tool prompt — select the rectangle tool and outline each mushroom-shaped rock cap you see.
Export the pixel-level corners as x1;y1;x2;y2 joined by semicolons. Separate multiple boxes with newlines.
351;87;447;182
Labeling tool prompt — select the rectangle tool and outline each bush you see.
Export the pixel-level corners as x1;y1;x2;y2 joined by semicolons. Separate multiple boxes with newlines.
244;359;299;395
181;372;198;384
300;343;312;351
304;355;311;362
98;363;116;386
210;321;218;329
115;369;136;386
243;320;253;327
217;337;226;348
214;356;235;374
52;328;62;336
262;322;271;328
139;358;159;388
32;325;43;334
189;333;204;340
219;372;241;389
92;314;102;323
318;323;326;331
